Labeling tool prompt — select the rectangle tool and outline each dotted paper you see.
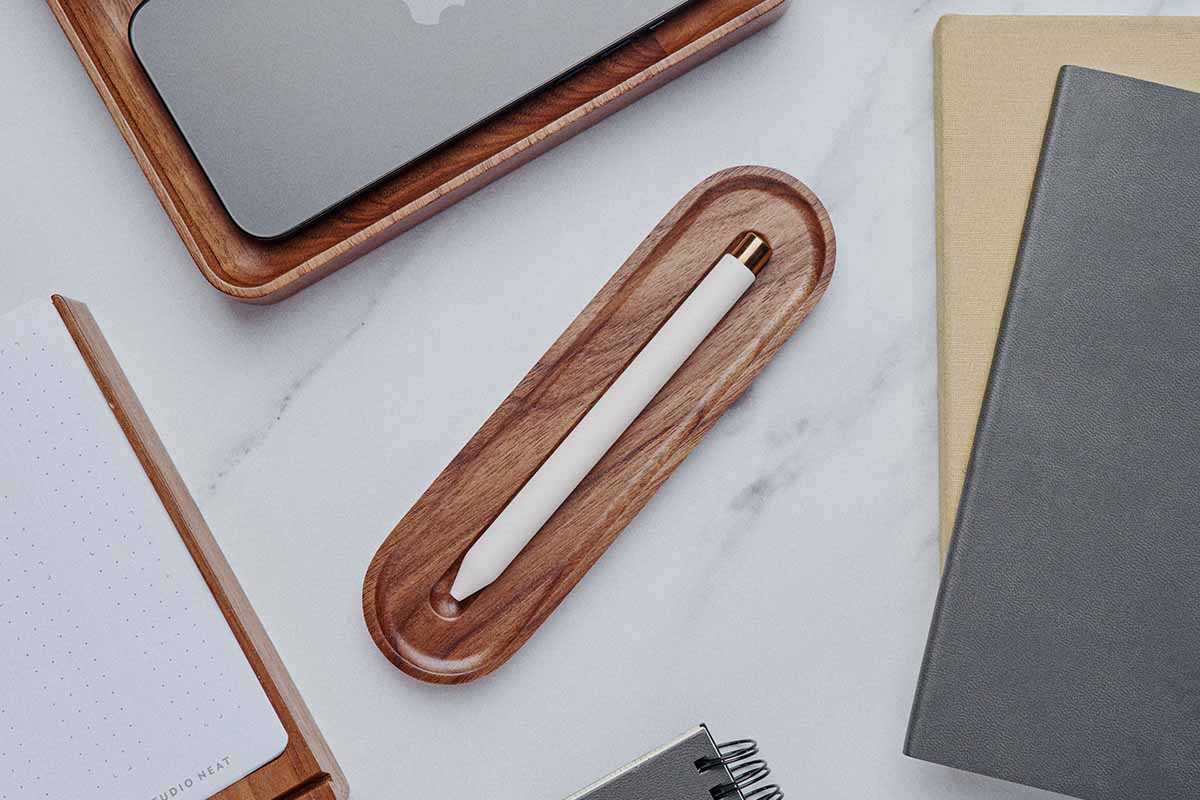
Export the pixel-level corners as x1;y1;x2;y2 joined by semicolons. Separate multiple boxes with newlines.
0;301;287;800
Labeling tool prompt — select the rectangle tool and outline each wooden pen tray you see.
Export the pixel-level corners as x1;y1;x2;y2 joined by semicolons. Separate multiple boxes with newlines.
363;166;835;684
48;0;789;303
55;297;348;799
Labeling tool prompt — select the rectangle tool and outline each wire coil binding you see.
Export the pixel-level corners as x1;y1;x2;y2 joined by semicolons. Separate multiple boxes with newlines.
696;738;783;800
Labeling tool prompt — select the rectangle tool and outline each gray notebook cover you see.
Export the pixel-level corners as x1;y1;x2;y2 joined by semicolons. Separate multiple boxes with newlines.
906;66;1200;800
566;727;740;800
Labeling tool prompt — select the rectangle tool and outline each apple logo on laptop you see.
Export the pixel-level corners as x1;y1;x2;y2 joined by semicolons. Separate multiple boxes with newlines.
400;0;468;26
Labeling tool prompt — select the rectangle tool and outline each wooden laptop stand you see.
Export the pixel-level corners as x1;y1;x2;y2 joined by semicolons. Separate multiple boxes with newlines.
48;0;790;302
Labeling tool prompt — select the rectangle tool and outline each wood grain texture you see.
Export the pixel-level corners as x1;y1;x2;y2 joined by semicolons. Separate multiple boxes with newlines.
52;296;348;800
362;166;835;684
46;0;789;303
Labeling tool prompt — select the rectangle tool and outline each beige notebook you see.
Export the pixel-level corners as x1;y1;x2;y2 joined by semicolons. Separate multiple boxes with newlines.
934;15;1200;561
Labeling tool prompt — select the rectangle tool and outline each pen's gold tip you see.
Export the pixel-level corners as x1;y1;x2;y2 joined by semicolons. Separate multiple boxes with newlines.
730;231;772;275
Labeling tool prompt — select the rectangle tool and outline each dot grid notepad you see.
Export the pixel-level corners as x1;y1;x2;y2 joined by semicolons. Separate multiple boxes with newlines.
0;300;287;800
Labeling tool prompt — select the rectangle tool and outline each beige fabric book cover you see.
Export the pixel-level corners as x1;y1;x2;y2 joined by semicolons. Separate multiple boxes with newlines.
934;15;1200;561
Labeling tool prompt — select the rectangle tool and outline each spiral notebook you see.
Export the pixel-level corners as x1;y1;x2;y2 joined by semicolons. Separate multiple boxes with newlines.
0;299;288;799
567;725;781;800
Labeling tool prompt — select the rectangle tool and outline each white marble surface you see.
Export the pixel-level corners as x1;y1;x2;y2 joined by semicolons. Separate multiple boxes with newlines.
3;1;1194;798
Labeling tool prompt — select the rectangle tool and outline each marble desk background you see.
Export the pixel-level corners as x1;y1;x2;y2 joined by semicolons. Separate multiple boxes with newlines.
3;1;1192;798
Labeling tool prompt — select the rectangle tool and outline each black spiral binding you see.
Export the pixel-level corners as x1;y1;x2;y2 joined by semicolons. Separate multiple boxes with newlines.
695;738;783;800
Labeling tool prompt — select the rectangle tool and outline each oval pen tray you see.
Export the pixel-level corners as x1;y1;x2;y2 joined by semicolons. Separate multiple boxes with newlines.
363;166;835;683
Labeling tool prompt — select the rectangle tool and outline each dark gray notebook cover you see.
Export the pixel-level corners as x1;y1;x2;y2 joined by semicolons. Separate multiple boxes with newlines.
567;727;737;800
906;66;1200;800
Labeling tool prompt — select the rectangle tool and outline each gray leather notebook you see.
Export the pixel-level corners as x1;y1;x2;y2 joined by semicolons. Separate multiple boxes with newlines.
906;66;1200;800
566;726;780;800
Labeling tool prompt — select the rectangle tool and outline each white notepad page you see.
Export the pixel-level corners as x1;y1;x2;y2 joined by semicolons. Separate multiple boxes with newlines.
0;300;288;800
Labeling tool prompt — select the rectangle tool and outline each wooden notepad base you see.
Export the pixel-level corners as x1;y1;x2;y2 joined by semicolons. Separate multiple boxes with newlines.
54;297;347;800
48;0;790;302
363;166;835;684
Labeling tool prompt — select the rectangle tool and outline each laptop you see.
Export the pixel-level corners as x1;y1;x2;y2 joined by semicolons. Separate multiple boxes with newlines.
130;0;692;239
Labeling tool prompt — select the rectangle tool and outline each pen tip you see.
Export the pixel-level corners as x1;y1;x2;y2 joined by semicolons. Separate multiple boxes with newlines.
449;571;478;603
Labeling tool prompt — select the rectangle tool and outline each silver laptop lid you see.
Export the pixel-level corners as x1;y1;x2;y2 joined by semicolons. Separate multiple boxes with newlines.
131;0;688;239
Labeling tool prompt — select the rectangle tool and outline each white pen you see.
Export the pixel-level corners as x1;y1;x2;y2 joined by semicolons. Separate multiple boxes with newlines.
449;232;773;601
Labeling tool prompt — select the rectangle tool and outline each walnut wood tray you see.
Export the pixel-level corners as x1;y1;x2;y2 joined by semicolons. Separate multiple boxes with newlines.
362;166;835;684
55;296;348;799
48;0;789;303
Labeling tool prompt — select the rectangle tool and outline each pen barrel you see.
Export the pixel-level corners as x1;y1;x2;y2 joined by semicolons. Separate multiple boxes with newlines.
451;255;756;600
